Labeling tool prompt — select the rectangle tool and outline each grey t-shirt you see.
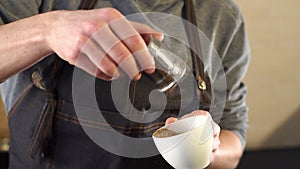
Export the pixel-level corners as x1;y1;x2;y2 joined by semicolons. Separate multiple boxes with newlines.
0;0;250;148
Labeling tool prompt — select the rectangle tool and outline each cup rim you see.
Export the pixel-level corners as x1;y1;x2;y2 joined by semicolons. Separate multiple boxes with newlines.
152;115;209;139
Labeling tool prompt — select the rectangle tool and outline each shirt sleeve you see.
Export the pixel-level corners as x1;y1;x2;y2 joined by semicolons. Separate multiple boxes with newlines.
0;0;41;24
218;17;251;149
0;6;6;24
0;16;3;24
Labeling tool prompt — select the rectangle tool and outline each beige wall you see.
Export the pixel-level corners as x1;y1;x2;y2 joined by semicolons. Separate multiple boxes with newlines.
234;0;300;150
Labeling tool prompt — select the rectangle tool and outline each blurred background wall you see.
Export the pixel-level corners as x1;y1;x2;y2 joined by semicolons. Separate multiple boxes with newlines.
234;0;300;150
0;0;300;152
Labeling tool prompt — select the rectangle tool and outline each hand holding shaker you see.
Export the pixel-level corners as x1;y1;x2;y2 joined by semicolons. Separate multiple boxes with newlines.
152;115;214;169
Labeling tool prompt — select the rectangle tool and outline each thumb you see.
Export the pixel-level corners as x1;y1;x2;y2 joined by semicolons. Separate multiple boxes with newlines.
165;117;178;125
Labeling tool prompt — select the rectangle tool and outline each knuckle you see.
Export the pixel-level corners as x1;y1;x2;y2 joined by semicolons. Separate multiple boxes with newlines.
68;36;87;63
101;8;122;20
107;8;120;15
84;21;108;35
67;50;80;64
98;21;108;28
112;44;130;63
84;22;98;34
127;36;145;50
75;36;87;51
115;51;129;63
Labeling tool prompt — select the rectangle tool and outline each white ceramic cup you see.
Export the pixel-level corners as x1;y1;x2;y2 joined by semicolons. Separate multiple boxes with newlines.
152;115;214;169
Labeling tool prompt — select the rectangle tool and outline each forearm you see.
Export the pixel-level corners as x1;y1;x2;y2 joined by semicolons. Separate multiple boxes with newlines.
0;8;163;82
207;130;244;169
0;13;53;82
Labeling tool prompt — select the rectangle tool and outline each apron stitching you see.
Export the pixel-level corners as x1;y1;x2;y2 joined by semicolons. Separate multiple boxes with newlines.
88;0;96;9
34;99;55;164
51;136;59;169
80;0;88;10
56;110;165;130
7;84;34;120
28;98;52;158
55;114;163;134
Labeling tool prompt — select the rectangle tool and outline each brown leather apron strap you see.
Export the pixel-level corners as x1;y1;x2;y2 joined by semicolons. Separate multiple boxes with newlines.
183;0;212;111
79;0;97;10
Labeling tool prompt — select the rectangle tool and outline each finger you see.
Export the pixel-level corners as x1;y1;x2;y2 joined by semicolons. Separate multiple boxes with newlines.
132;49;155;74
213;138;220;152
180;110;210;119
98;56;120;78
213;122;221;137
88;9;163;41
109;18;155;74
212;121;220;152
165;117;178;125
130;21;164;42
75;53;113;81
93;24;141;80
82;39;119;78
210;151;216;163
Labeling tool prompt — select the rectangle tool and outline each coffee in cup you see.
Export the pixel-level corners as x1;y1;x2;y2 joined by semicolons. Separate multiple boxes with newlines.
152;115;213;169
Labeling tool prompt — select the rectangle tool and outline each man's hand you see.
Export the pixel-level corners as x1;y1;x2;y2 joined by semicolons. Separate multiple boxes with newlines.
45;8;163;80
165;110;244;168
165;110;221;165
0;8;163;81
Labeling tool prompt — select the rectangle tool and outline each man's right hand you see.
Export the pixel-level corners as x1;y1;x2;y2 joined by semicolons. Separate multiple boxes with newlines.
45;8;163;81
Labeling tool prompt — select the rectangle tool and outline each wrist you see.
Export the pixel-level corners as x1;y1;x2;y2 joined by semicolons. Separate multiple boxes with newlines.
40;10;65;56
